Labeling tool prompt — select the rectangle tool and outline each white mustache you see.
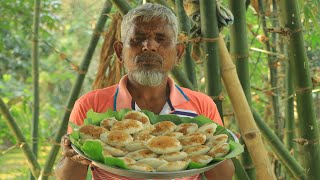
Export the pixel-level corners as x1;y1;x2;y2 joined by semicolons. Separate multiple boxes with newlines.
135;52;163;64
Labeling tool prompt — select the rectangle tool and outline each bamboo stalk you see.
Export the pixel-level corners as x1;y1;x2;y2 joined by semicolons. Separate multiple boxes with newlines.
110;0;131;15
278;1;320;179
199;0;223;117
258;0;282;141
218;36;276;180
30;0;41;179
171;66;195;90
175;0;198;89
229;0;255;178
39;1;112;179
152;0;174;13
232;158;250;180
252;110;307;180
0;98;41;178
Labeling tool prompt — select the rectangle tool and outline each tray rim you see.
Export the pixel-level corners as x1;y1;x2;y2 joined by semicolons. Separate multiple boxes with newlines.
71;144;226;179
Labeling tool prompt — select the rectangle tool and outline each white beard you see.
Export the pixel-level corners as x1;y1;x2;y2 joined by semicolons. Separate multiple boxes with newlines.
129;69;166;87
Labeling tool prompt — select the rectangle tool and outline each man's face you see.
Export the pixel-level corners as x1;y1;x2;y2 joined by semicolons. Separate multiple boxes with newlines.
114;19;184;86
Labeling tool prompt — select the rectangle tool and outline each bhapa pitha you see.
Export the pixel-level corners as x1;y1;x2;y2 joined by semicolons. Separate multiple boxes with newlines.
186;155;213;166
175;123;198;135
156;161;189;172
159;151;188;162
196;123;217;139
111;119;144;134
100;117;117;130
152;121;176;136
184;145;210;157
127;163;154;172
100;130;133;147
137;158;167;168
79;124;107;140
124;149;158;160
146;136;182;154
207;143;230;158
206;134;228;148
123;111;151;125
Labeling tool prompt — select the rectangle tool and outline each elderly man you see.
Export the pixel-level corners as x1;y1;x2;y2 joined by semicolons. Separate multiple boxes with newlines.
55;3;234;180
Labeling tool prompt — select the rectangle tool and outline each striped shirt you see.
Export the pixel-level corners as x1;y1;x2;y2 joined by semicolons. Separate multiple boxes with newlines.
68;75;223;179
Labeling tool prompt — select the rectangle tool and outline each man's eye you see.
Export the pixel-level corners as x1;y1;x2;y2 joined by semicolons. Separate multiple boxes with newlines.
132;37;144;42
156;37;166;41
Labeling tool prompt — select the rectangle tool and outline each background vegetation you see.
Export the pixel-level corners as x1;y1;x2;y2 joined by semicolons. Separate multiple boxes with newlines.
0;0;319;179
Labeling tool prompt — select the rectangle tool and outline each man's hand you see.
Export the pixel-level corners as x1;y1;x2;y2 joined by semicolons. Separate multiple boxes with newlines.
61;134;91;165
204;159;234;180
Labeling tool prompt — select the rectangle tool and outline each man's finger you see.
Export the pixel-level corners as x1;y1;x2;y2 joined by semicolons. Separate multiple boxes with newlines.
63;148;77;157
61;135;71;146
71;155;91;165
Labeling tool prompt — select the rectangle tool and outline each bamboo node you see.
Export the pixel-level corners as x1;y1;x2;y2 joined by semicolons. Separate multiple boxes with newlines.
293;138;319;146
64;106;72;112
18;142;26;148
49;138;62;146
40;172;55;177
243;130;260;140
265;27;302;36
295;86;312;94
190;37;219;43
230;54;250;59
210;92;224;101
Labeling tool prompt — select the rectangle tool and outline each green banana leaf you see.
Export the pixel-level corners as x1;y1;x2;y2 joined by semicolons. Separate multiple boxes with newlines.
69;108;244;170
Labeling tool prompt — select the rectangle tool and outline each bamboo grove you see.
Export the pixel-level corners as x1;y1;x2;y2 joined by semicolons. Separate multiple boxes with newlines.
0;0;319;179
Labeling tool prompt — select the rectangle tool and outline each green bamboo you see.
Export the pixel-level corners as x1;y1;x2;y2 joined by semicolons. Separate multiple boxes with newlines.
110;0;131;15
30;0;41;179
258;0;282;140
232;158;250;180
199;0;223;117
229;0;255;179
171;66;195;90
278;1;320;179
252;110;307;180
284;45;296;153
0;98;41;178
39;1;112;179
152;0;173;12
277;4;296;160
175;0;197;89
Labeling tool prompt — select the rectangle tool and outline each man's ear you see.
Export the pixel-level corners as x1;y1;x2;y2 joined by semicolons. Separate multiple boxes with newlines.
113;41;124;63
176;43;185;64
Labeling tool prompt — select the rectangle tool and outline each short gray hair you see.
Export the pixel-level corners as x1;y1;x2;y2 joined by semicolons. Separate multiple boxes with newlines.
121;3;178;42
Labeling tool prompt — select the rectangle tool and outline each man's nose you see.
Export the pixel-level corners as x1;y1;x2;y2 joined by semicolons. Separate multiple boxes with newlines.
142;39;158;52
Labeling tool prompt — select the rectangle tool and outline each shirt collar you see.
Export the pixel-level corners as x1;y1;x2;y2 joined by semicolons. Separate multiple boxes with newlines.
115;75;189;111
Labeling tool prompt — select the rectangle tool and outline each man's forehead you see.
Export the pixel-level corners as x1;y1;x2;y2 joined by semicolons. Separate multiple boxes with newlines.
129;20;174;35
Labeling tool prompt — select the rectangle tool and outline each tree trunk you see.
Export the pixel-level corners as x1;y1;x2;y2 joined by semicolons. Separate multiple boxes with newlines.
39;1;112;179
218;36;276;180
30;0;41;179
0;98;41;178
278;0;320;179
229;0;255;178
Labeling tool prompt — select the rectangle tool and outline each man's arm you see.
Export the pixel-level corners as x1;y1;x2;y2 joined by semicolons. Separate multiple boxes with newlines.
204;159;235;180
55;135;90;180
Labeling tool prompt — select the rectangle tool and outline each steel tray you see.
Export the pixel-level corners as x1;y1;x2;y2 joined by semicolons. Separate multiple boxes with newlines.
71;144;225;179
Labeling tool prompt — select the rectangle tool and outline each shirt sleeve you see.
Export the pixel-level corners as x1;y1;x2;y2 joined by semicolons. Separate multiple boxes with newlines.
201;94;223;126
67;100;88;134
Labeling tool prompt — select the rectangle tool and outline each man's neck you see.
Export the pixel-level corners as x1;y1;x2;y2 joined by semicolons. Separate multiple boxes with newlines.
127;78;169;114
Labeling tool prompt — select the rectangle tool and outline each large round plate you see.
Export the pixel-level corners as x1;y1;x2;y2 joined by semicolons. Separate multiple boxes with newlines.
71;144;225;179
